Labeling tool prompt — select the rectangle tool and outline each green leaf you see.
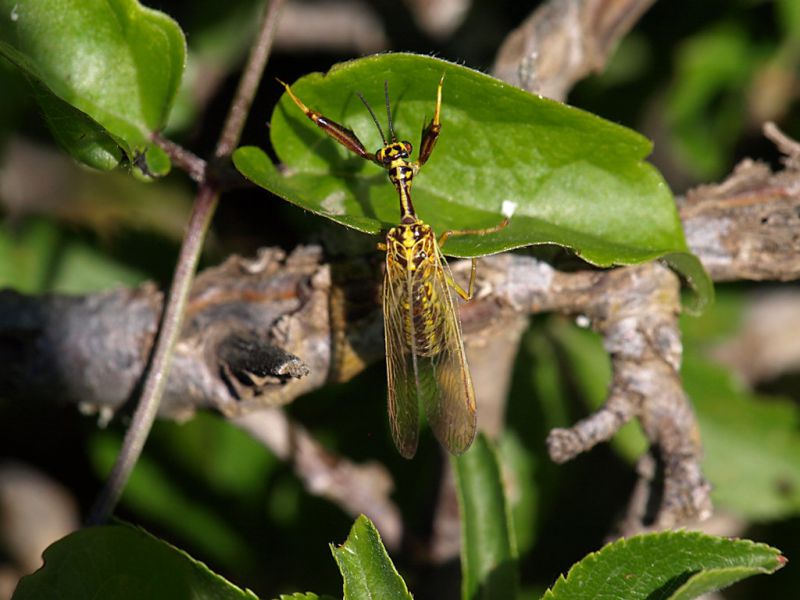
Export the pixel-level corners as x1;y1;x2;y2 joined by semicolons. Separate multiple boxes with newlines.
330;515;413;600
233;53;711;310
30;79;123;171
453;434;518;600
12;524;259;600
0;0;185;174
541;530;785;600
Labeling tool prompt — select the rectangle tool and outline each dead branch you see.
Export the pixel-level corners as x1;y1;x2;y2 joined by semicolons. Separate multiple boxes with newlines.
9;123;800;521
6;0;800;549
680;154;800;281
4;133;800;532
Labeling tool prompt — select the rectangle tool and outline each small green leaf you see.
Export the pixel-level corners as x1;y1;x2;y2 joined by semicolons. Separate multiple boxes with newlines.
234;53;711;310
0;0;185;173
541;530;784;600
330;515;412;600
454;434;518;600
12;524;259;600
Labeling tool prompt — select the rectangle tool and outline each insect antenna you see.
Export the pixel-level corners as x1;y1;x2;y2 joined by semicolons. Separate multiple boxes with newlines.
384;80;397;142
356;91;387;145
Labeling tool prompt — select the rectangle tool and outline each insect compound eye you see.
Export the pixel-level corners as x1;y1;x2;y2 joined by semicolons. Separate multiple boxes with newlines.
403;142;412;156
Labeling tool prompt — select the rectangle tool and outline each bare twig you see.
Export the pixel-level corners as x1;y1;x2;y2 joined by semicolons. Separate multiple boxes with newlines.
680;157;800;281
151;133;207;183
87;185;219;525
545;263;712;528
4;249;716;531
764;121;800;168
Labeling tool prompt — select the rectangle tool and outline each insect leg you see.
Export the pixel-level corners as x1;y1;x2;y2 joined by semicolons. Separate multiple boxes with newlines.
439;218;509;300
417;75;444;167
437;217;509;248
277;79;377;163
445;258;477;300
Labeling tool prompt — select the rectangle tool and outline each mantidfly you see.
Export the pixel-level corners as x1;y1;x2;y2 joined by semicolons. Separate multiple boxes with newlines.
278;75;509;458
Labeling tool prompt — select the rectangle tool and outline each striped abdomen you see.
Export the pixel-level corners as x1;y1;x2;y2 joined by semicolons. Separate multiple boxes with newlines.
385;222;448;357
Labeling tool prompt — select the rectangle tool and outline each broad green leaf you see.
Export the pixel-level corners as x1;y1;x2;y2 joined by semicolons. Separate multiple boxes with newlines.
233;53;711;311
0;0;185;174
12;524;259;600
541;530;784;599
30;79;123;171
330;515;412;600
454;434;518;600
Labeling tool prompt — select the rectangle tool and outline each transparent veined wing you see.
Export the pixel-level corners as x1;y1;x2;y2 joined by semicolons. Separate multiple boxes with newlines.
420;243;477;455
383;264;420;458
383;233;477;457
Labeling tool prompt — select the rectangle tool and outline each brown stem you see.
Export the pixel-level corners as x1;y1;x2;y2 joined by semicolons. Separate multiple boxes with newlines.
151;132;207;182
87;185;218;524
87;0;286;525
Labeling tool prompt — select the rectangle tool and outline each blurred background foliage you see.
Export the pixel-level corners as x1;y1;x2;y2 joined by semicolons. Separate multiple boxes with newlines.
1;0;799;599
